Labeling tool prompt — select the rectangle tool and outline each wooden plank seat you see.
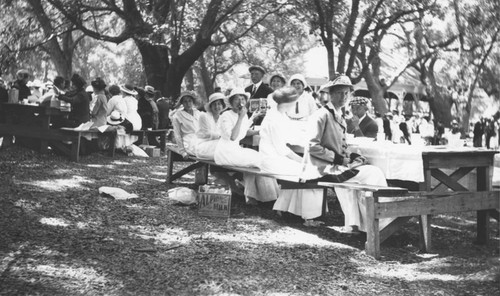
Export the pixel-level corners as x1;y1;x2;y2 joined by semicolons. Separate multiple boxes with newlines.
165;144;500;259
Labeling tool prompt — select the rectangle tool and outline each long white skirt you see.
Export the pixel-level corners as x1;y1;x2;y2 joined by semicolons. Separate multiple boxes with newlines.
333;164;391;231
195;139;218;160
273;188;324;220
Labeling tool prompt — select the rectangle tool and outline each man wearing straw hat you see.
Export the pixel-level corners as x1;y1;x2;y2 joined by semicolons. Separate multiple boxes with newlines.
304;74;388;233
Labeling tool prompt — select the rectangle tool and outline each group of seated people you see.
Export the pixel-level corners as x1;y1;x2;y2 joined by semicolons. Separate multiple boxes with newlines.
3;70;170;153
172;66;388;232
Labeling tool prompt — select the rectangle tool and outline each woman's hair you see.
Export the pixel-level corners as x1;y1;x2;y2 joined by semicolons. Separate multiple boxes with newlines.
70;73;87;90
108;85;121;96
53;76;65;89
229;94;245;106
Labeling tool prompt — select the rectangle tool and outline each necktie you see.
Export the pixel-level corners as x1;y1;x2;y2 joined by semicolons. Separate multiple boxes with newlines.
252;85;257;96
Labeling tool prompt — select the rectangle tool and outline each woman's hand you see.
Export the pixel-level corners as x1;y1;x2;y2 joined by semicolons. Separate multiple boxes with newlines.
238;105;248;118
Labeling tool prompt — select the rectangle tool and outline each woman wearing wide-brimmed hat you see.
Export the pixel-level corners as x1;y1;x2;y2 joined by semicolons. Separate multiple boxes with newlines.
194;92;226;159
259;87;325;225
120;84;142;130
171;91;202;158
214;88;278;204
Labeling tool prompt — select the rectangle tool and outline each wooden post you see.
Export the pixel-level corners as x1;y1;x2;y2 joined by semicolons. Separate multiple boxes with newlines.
476;166;491;244
419;167;432;252
166;150;174;184
194;164;208;185
364;191;380;259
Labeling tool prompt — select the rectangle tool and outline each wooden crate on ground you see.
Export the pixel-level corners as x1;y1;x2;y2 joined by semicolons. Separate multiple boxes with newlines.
197;185;232;218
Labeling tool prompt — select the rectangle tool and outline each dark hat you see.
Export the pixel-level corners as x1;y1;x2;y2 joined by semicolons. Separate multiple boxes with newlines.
272;86;299;105
349;96;370;106
71;73;87;90
107;111;125;125
145;85;155;95
91;77;107;90
248;65;266;74
120;84;138;96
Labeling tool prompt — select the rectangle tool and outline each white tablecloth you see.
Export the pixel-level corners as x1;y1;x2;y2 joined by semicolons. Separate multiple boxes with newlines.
348;137;428;182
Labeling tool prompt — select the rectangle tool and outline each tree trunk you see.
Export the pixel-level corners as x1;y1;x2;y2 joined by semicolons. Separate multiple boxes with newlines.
198;54;213;98
324;37;336;80
135;40;170;95
184;67;195;91
364;72;388;115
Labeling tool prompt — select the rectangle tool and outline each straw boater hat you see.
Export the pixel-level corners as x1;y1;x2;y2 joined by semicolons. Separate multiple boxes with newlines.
226;88;250;105
174;91;199;108
120;84;138;96
272;86;299;104
319;74;353;92
204;92;227;113
107;111;125;125
248;65;266;74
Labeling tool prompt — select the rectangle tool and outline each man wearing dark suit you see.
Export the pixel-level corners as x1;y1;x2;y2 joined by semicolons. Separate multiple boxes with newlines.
244;65;273;125
244;65;273;100
347;96;378;138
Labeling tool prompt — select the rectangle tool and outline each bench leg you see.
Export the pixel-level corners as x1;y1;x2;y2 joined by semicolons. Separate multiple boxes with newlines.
166;150;174;183
70;136;81;162
364;192;380;259
419;215;432;252
159;131;167;152
195;164;209;185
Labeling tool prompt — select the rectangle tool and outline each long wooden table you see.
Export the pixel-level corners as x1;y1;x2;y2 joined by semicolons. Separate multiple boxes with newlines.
0;103;75;156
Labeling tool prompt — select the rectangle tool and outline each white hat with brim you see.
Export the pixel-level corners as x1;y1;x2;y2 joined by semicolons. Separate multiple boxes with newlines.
289;73;308;88
319;75;353;92
85;85;93;92
204;93;227;113
107;111;125;125
226;88;250;105
174;91;200;108
120;84;138;96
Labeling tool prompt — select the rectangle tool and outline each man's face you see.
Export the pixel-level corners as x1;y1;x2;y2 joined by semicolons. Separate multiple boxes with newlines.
351;104;367;118
329;86;351;108
250;70;264;84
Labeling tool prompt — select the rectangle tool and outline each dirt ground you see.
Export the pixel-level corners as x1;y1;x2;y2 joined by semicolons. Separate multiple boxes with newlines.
0;146;499;295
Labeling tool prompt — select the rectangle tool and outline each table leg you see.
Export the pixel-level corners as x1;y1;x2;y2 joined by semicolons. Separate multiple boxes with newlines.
364;192;380;259
40;116;50;154
166;150;174;184
476;166;491;244
419;172;432;252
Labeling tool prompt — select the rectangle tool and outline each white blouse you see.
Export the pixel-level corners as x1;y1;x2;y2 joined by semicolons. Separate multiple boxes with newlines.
172;108;201;155
197;112;220;140
107;95;128;116
286;91;318;120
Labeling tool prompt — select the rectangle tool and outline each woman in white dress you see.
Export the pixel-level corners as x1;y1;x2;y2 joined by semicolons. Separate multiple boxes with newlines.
259;87;324;225
286;74;318;146
120;84;142;130
214;88;278;204
107;85;127;116
171;91;201;158
195;92;226;159
266;73;287;110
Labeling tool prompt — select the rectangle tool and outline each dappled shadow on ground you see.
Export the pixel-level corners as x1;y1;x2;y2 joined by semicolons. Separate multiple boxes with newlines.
1;145;499;295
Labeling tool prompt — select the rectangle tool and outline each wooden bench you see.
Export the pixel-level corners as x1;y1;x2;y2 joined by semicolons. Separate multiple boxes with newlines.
130;129;170;152
165;144;500;259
